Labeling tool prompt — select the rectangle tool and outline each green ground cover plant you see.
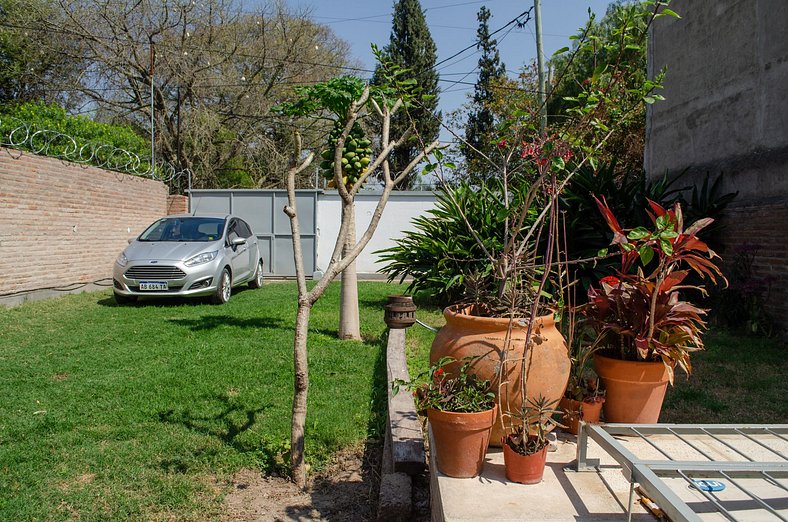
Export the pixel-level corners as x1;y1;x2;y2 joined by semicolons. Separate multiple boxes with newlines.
0;282;401;520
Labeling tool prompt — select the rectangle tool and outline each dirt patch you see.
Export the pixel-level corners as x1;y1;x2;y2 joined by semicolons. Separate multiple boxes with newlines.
222;441;386;521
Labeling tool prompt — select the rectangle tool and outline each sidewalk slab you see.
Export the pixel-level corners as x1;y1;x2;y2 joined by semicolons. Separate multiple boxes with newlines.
431;432;653;521
431;429;788;521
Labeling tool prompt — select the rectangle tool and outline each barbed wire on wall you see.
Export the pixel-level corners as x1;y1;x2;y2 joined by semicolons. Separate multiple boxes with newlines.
0;115;191;188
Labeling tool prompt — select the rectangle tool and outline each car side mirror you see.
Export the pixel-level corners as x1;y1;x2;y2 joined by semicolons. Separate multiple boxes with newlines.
127;238;135;244
230;237;246;247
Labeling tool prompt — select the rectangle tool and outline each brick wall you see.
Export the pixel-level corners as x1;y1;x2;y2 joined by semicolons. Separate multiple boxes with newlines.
167;194;189;215
0;148;168;303
716;201;788;328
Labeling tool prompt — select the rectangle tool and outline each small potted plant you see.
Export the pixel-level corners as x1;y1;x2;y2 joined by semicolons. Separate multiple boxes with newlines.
560;342;605;435
502;396;562;484
394;356;496;478
585;197;725;423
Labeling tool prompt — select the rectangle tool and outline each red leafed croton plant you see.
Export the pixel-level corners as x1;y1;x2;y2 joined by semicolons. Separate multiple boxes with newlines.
584;196;727;383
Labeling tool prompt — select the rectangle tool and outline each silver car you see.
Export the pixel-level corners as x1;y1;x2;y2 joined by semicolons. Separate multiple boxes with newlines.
112;215;264;305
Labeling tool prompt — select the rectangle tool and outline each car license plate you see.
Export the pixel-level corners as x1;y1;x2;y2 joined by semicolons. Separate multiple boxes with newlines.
139;281;168;291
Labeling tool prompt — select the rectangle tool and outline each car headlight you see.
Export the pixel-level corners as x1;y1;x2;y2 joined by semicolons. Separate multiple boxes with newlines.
116;252;128;267
184;250;218;267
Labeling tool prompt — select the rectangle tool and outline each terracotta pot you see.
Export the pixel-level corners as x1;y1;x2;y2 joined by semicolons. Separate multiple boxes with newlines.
431;305;571;446
559;397;605;435
428;406;497;478
593;354;670;424
502;438;549;484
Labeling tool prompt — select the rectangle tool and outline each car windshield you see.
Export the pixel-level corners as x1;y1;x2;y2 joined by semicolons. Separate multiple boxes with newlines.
138;217;226;242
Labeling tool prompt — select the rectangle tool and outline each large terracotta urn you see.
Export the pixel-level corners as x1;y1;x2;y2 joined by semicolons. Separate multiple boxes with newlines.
593;354;670;424
431;305;571;446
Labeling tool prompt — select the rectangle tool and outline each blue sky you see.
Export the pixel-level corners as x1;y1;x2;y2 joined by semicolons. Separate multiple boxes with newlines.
279;0;614;135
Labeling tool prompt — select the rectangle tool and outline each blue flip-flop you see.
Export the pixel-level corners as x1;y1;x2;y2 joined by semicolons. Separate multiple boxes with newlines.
691;479;726;492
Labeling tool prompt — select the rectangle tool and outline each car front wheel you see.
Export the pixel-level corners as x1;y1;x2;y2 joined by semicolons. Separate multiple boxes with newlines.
249;260;264;289
211;268;232;304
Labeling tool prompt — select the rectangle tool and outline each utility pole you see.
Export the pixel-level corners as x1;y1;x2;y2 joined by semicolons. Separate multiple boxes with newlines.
149;38;156;172
533;0;546;132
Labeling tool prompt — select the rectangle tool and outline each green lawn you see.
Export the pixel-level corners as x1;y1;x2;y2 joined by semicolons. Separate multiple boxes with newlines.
0;281;418;521
1;284;783;520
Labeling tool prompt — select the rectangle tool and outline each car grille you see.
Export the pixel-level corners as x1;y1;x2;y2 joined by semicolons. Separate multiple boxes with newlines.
125;265;186;280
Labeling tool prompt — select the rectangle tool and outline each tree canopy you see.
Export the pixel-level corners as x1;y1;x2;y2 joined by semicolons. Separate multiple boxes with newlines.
3;0;354;189
462;6;507;185
372;0;440;190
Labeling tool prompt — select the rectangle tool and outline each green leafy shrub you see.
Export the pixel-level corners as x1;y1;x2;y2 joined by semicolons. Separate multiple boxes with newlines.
0;102;151;172
376;178;536;304
560;162;736;291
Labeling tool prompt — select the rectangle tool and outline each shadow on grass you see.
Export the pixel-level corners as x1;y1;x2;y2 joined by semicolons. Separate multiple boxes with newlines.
157;394;270;453
167;314;291;332
96;286;258;308
367;333;389;440
97;296;210;308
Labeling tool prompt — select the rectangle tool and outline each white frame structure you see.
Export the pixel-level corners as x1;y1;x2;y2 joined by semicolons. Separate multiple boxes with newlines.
572;424;788;522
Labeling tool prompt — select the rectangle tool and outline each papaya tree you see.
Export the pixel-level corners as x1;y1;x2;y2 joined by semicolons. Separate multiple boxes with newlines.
275;68;439;488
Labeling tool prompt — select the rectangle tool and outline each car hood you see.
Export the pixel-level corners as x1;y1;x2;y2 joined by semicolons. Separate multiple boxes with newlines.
125;240;222;262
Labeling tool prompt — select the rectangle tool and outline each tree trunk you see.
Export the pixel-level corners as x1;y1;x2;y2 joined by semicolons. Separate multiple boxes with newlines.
291;302;312;489
339;202;361;340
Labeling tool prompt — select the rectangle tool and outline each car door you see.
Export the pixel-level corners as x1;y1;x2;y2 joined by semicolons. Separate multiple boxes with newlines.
226;219;251;283
236;219;257;280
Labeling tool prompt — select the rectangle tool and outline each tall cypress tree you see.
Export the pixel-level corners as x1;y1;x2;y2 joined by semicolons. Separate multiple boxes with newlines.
463;6;506;183
373;0;440;190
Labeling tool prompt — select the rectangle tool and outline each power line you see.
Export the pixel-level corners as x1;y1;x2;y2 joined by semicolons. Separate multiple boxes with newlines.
434;7;533;68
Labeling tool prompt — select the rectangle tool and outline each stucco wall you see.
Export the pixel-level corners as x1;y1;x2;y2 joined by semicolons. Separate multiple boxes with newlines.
0;148;169;306
316;191;437;276
646;0;788;203
645;0;788;328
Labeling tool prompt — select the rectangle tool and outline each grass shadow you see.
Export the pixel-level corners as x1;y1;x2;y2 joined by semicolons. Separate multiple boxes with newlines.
157;394;271;453
167;314;291;332
367;333;389;440
97;296;211;308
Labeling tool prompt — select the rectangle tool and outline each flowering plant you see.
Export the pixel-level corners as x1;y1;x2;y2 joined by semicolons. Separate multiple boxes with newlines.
393;356;495;414
583;197;726;382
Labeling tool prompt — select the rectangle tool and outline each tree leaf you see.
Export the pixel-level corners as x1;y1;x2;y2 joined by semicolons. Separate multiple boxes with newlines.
638;244;654;265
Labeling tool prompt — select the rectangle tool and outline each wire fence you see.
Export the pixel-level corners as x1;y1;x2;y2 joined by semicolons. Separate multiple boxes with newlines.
0;115;191;187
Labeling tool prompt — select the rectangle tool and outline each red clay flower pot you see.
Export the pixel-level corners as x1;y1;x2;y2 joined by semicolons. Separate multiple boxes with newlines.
428;406;497;478
560;397;605;435
502;438;549;484
593;354;670;424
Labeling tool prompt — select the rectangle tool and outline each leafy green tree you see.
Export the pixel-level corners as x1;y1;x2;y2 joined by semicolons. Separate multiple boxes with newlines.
462;6;507;184
547;1;650;175
0;0;79;105
373;0;440;189
22;0;352;190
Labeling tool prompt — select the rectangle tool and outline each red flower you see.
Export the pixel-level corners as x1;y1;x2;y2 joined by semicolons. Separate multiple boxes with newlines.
497;139;508;149
434;368;444;378
600;276;620;287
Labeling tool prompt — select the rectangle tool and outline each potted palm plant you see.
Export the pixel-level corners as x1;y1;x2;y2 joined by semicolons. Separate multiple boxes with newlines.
584;197;725;423
394;356;496;478
502;396;562;484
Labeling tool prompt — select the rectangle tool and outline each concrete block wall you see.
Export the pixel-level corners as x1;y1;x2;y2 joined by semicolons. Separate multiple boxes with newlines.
646;0;788;329
0;148;168;305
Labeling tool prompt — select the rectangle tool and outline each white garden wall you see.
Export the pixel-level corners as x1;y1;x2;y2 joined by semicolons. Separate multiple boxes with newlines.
315;191;437;277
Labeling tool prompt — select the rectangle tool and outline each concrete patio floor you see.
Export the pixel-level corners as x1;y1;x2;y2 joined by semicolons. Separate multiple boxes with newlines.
430;428;788;521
